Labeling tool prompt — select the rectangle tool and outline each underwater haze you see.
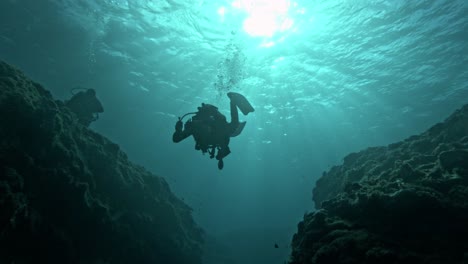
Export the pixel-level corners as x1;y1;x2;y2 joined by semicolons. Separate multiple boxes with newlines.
1;0;467;263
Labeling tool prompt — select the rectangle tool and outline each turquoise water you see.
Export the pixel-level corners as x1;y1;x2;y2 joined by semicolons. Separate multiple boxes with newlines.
1;0;467;263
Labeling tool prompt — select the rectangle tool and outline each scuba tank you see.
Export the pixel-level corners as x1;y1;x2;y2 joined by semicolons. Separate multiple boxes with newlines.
178;103;222;122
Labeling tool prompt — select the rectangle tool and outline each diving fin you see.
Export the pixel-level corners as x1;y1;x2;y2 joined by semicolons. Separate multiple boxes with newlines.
227;92;255;115
230;121;246;137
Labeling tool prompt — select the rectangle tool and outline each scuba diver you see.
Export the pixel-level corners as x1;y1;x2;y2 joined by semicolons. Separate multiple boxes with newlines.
173;92;254;170
65;88;104;127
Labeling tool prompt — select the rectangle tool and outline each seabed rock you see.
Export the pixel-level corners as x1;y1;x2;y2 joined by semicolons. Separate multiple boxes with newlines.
290;104;468;264
0;61;204;264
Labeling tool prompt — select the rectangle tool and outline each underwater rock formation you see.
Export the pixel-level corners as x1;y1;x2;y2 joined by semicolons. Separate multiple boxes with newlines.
0;61;203;263
290;104;468;264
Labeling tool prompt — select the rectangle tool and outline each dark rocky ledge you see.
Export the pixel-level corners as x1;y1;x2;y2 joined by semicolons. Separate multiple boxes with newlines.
0;61;203;264
290;104;468;263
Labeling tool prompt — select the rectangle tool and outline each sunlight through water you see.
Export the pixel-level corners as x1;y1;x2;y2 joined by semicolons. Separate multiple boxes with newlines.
218;0;296;38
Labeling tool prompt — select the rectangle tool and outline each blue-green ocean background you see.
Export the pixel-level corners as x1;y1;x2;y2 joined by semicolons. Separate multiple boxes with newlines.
1;0;467;263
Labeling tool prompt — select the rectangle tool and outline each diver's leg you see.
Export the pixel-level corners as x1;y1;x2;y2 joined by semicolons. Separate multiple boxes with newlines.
230;99;239;125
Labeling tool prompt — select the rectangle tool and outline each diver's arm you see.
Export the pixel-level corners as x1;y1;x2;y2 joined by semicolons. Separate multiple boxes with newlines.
173;130;191;142
172;120;192;143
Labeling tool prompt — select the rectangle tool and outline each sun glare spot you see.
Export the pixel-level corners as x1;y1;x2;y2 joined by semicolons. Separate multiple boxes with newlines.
231;0;294;37
217;6;226;16
243;14;277;37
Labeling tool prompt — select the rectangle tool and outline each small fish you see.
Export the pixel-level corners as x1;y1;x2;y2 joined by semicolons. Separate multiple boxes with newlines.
274;243;279;248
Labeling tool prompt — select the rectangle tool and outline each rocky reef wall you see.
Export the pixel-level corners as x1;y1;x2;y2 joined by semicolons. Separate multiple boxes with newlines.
0;61;203;264
290;104;468;263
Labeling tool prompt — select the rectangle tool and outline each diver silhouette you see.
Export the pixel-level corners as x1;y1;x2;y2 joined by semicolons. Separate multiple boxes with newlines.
172;92;254;170
65;88;104;127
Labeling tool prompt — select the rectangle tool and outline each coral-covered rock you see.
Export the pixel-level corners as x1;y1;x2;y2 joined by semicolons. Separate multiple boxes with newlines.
290;104;468;264
313;104;468;208
0;61;203;264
